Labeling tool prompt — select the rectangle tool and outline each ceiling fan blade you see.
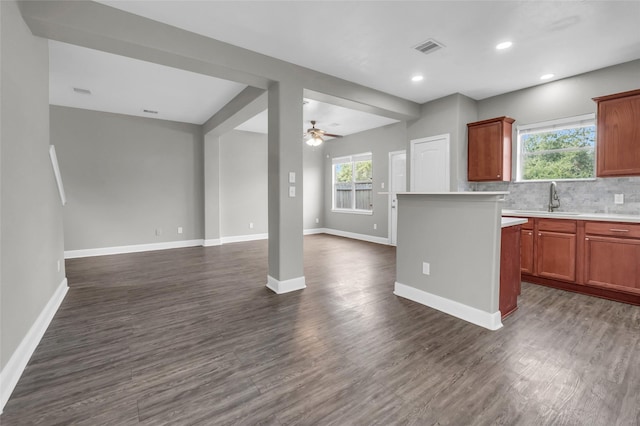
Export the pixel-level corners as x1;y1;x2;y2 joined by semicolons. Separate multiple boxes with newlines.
324;133;343;138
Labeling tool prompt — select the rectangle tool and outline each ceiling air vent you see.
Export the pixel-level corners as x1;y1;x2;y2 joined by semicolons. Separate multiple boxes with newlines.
413;39;445;55
143;109;158;114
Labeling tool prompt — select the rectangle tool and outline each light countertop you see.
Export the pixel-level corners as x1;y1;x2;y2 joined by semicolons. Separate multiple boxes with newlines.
501;217;528;228
502;209;640;223
395;191;509;196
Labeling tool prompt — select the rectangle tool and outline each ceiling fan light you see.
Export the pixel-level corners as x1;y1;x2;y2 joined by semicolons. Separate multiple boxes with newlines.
306;134;323;146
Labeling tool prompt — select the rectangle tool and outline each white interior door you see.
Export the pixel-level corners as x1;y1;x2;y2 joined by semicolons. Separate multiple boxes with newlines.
410;134;450;192
388;150;406;245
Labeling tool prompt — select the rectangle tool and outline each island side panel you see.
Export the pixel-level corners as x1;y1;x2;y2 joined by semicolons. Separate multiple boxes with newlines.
396;194;503;315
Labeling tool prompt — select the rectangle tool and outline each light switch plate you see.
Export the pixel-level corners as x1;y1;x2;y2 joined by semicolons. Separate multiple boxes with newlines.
289;186;296;197
289;172;296;184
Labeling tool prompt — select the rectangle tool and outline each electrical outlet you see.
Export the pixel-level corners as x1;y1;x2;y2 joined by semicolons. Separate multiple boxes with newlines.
177;226;183;234
155;228;162;236
289;186;296;197
249;222;254;229
57;260;61;272
614;194;624;204
422;262;430;275
315;218;319;224
381;182;385;189
373;223;377;230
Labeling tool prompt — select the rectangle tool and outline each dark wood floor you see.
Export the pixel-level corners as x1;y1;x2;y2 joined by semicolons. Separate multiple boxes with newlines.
2;234;639;425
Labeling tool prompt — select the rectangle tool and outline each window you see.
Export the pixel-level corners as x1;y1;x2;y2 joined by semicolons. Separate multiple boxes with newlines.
332;153;373;213
516;113;596;182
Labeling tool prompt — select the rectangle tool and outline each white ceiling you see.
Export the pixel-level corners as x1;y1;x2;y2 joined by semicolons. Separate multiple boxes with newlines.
236;99;398;137
49;41;247;125
51;1;640;132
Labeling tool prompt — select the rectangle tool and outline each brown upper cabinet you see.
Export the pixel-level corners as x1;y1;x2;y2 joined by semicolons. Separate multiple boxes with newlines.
593;89;640;177
467;116;515;182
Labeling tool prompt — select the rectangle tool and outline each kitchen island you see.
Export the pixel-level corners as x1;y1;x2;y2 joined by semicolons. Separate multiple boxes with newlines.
394;192;525;330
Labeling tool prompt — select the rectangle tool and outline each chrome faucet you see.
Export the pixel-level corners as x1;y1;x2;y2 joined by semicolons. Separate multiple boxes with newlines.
548;181;560;212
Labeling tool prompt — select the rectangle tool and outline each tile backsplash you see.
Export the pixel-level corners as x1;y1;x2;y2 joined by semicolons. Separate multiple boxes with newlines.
467;177;640;215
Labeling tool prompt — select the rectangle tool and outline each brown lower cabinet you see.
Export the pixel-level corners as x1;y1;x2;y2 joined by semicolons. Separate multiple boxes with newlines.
514;216;640;305
520;220;535;275
500;225;521;319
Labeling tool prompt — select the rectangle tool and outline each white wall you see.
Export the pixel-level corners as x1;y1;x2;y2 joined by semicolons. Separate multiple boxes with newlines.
474;59;640;214
0;0;65;375
219;130;268;237
216;129;324;239
51;106;204;251
323;122;407;239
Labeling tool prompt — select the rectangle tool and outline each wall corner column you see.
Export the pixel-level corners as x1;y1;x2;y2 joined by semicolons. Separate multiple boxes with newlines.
203;132;221;246
266;81;305;294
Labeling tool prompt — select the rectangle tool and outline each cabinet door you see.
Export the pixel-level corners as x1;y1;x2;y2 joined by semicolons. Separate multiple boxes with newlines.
500;226;521;318
468;121;503;181
595;90;640;177
537;231;576;282
520;229;534;275
584;236;640;294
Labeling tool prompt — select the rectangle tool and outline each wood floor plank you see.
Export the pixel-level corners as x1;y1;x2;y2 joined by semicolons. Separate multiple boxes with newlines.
2;234;639;425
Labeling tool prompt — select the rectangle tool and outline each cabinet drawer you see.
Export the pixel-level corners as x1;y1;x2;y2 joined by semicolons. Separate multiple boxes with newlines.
585;221;640;239
538;219;576;233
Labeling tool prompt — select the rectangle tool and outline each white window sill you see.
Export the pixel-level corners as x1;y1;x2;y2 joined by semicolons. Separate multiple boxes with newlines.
331;209;373;216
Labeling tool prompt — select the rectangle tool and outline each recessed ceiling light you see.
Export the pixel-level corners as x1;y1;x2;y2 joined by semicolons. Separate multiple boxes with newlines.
411;75;424;82
496;41;513;50
540;74;555;80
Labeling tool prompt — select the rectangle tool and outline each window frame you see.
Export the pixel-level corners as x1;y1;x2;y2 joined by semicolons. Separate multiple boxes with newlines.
515;113;596;183
331;152;373;215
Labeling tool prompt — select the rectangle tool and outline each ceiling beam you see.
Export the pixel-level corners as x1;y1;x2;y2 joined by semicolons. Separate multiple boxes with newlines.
202;87;266;136
18;1;420;121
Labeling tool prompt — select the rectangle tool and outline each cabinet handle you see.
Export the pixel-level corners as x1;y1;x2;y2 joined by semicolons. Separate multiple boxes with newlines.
538;233;542;236
497;175;501;178
609;228;629;232
585;237;589;241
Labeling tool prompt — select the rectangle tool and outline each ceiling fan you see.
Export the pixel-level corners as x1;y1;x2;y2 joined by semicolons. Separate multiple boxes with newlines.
304;120;343;146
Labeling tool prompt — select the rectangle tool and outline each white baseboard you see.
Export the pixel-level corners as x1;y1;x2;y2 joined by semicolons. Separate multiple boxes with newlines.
394;282;503;331
220;233;268;244
266;275;306;294
303;228;325;235
322;228;389;245
65;228;386;259
0;278;69;413
64;239;204;259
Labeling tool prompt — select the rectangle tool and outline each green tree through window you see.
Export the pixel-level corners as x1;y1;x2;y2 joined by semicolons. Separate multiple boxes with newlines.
518;115;595;181
332;153;373;212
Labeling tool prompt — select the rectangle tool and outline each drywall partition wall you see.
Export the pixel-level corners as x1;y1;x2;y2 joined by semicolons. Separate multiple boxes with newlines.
324;122;407;240
217;129;324;239
1;0;66;390
204;132;221;244
474;59;640;215
407;93;479;192
303;143;324;230
50;106;204;252
479;59;640;125
219;130;268;238
394;193;505;330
